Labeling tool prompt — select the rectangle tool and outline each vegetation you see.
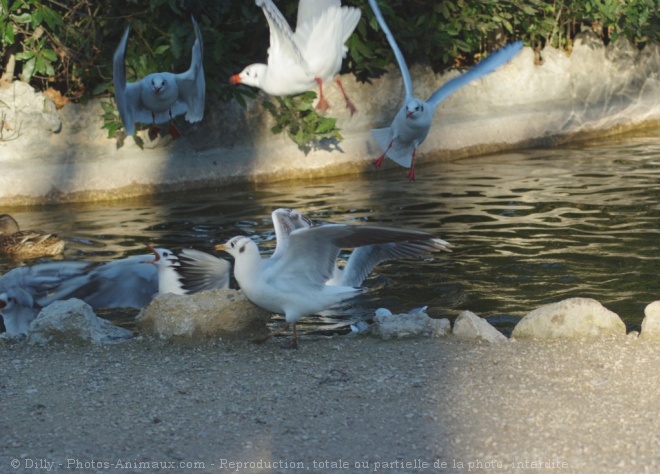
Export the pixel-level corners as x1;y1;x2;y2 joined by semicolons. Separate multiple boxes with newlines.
1;0;659;145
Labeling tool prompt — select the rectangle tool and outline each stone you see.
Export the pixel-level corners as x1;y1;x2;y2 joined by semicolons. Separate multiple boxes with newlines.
136;288;271;340
28;299;133;344
512;297;625;339
452;310;507;343
370;308;450;340
640;301;660;340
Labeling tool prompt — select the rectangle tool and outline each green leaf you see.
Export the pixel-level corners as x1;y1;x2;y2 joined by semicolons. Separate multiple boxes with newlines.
15;51;35;60
41;48;57;61
22;57;36;81
10;12;31;24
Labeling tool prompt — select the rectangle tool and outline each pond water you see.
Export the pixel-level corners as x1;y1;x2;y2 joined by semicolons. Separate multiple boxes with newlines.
2;130;660;335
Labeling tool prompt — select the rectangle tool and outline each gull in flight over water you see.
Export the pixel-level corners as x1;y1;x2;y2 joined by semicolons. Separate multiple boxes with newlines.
368;0;523;181
216;209;452;348
230;0;361;114
113;16;205;139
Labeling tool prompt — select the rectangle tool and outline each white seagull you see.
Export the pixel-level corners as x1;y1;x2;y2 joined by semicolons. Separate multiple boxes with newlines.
368;0;523;181
230;0;361;114
113;15;205;139
216;216;450;348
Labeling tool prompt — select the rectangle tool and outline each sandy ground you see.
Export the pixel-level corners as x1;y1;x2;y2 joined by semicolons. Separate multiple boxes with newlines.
1;333;659;473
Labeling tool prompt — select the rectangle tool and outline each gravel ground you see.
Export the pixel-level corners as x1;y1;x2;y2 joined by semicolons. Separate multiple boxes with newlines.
1;334;659;473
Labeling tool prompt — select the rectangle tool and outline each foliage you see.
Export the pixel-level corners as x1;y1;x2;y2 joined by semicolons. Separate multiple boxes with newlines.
262;92;343;148
1;0;660;143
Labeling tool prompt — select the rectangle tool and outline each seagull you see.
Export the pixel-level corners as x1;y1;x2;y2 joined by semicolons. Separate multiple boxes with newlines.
113;15;205;139
368;0;523;181
145;244;231;295
230;0;361;114
0;214;65;259
216;216;450;348
0;260;95;335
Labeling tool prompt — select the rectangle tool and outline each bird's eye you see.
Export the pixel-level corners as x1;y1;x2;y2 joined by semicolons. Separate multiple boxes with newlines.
8;297;14;302
230;241;235;248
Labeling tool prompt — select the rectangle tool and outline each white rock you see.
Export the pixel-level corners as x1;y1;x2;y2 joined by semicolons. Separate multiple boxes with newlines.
371;309;450;340
452;311;507;343
512;297;625;339
640;301;660;340
28;299;133;344
136;288;270;340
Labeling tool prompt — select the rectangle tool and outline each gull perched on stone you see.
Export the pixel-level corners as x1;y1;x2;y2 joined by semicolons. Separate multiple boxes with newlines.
230;0;361;114
216;212;451;348
368;0;523;181
113;16;205;139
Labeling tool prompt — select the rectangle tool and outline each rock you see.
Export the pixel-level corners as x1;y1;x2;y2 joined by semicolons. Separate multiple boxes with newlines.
512;297;625;339
452;311;507;343
640;301;660;340
28;299;133;344
370;308;450;340
136;288;271;340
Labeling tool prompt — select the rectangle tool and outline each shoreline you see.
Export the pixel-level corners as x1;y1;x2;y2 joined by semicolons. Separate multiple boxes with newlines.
1;33;659;205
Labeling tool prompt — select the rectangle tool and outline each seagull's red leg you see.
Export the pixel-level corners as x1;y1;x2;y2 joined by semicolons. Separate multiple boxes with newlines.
406;149;417;181
148;112;161;140
335;78;356;115
373;139;394;167
167;111;181;138
315;77;330;113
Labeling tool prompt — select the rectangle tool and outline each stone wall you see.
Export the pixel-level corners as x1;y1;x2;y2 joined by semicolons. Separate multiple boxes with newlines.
0;32;659;205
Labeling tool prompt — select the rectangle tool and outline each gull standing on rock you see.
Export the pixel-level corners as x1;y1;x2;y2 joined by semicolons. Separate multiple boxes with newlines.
216;217;450;348
113;16;205;139
230;0;361;114
368;0;523;181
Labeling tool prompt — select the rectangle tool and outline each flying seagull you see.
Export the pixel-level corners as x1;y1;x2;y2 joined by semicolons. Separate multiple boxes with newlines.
113;16;205;139
230;0;361;114
368;0;523;180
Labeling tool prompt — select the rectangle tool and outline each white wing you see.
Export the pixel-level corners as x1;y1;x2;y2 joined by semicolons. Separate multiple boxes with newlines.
174;16;205;123
367;0;413;100
258;0;310;75
113;27;144;136
177;248;230;292
267;224;438;288
426;41;523;110
337;238;453;287
41;255;158;309
271;208;313;261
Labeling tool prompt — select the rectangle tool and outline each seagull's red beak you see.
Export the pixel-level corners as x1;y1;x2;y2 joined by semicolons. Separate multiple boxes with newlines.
154;87;162;95
145;243;160;264
229;74;242;85
0;299;6;309
406;111;414;119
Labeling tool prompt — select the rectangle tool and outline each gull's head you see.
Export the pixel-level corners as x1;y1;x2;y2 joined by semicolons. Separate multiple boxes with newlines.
229;64;263;88
150;75;168;95
405;99;426;120
145;244;179;268
215;236;255;258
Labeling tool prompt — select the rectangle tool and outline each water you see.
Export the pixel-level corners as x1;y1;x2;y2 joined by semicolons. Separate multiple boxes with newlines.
3;131;660;334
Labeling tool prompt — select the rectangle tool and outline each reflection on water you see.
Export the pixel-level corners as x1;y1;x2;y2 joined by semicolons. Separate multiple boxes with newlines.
2;131;660;333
